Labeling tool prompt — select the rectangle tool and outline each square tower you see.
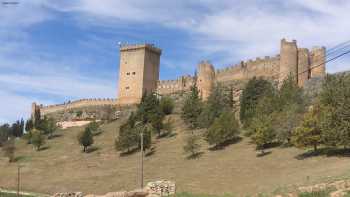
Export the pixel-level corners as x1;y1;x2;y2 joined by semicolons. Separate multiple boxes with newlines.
117;44;162;104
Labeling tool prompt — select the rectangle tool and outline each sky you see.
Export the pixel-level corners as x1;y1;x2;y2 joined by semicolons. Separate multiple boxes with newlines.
1;0;350;124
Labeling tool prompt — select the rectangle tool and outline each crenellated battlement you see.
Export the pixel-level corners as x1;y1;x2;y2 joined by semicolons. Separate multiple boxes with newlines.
35;98;120;116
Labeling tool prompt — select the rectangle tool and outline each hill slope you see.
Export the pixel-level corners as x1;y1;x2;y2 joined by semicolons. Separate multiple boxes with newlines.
1;113;350;196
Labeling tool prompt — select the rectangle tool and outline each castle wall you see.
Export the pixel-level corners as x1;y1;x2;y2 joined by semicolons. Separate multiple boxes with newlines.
157;75;194;95
38;98;119;116
215;56;280;83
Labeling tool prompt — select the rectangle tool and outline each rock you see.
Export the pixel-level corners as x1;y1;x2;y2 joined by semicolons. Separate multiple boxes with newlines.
144;180;176;197
330;190;347;197
105;191;128;197
53;192;83;197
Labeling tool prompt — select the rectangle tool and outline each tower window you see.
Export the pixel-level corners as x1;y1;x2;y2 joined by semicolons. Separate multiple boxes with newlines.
125;86;130;90
132;72;136;75
127;72;130;75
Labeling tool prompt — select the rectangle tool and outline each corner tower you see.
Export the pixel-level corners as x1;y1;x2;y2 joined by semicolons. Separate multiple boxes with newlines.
279;39;298;85
117;44;162;104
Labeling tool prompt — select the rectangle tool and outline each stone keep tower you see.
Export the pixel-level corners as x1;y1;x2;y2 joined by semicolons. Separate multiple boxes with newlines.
197;61;215;100
310;47;326;78
118;44;162;104
279;39;298;84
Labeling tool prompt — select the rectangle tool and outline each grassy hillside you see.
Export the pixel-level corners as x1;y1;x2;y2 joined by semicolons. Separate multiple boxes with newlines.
2;112;350;196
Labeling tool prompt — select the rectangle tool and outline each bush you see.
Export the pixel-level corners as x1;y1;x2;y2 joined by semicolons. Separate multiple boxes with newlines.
205;111;240;147
160;96;175;115
251;116;275;154
3;138;15;162
31;129;46;151
183;134;201;159
78;127;94;152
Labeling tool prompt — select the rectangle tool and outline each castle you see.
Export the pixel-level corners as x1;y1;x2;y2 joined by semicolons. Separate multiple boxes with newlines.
32;39;326;118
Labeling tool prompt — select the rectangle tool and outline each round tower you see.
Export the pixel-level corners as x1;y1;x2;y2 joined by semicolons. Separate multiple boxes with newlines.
310;47;326;78
279;39;298;85
197;61;215;100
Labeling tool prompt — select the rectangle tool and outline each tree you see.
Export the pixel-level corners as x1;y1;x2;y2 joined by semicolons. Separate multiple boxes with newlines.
160;96;175;115
181;83;202;128
46;117;58;139
198;83;234;128
31;129;46;151
78;127;94;152
11;120;24;138
25;119;34;132
240;77;276;128
205;111;240;147
292;107;322;152
0;124;10;147
183;134;201;158
319;74;350;148
86;121;101;136
251;115;275;154
2;137;15;162
115;123;139;153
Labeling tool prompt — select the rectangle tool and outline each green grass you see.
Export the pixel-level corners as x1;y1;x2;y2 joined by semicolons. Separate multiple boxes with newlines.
298;190;331;197
0;192;37;197
173;192;234;197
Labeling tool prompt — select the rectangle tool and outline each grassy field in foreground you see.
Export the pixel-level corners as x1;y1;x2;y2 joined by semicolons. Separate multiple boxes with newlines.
1;114;350;196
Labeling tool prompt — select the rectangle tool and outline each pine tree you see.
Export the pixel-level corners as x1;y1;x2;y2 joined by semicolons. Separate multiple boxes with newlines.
183;134;201;159
240;77;275;128
78;127;94;152
3;137;15;162
205;111;240;147
292;107;322;152
160;96;175;115
181;83;202;128
31;129;46;151
251;115;275;154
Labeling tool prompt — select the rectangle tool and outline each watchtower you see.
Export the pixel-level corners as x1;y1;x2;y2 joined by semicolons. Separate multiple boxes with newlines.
117;44;162;104
279;39;298;85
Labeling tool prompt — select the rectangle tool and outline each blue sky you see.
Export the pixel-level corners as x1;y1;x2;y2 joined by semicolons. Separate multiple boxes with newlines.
1;0;350;123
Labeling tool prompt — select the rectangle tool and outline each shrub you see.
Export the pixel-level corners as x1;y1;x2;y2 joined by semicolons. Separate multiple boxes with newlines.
183;134;201;159
31;129;46;151
78;127;94;152
205;111;240;147
3;138;15;162
160;96;175;115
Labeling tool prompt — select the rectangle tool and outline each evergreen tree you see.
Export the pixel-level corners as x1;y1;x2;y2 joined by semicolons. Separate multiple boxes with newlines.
160;96;175;115
205;111;240;147
198;83;234;128
25;119;34;132
46;117;58;139
0;124;10;147
319;74;350;148
183;134;201;159
292;107;322;152
182;83;202;128
78;127;94;152
3;137;15;162
251;115;275;154
240;77;275;128
31;129;46;151
115;123;139;153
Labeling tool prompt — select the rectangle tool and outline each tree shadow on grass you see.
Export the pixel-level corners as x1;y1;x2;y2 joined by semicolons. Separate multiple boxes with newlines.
157;131;177;139
86;146;99;153
48;133;63;139
119;147;139;157
14;155;30;162
186;151;204;160
209;137;242;151
38;146;50;151
256;151;272;157
295;147;350;160
145;147;156;157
